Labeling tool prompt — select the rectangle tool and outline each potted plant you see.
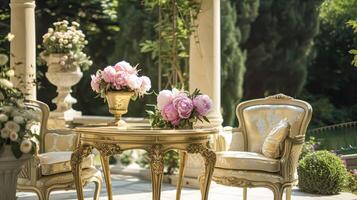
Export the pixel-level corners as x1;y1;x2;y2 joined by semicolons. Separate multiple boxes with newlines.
40;20;92;119
147;88;212;129
0;53;38;200
90;61;151;126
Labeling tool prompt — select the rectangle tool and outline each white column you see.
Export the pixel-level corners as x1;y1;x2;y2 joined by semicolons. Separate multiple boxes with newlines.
180;0;221;187
10;0;36;100
189;0;222;127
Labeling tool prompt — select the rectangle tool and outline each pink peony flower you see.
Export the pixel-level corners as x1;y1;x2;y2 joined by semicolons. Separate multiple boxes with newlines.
126;74;142;90
90;75;101;92
193;95;212;116
157;90;173;110
114;61;137;75
101;66;116;83
113;71;127;90
172;88;187;98
139;76;151;94
173;96;193;119
161;104;180;126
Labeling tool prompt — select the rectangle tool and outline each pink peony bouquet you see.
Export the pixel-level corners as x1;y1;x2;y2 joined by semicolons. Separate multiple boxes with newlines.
147;88;212;128
90;61;151;99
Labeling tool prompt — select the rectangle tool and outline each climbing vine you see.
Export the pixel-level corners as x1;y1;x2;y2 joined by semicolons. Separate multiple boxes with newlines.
140;0;201;90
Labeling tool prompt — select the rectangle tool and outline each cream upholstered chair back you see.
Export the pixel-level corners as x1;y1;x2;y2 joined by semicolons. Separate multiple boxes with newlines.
236;94;312;153
25;100;77;153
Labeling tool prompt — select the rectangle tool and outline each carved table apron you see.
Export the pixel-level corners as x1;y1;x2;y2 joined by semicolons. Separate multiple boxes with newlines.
71;126;218;200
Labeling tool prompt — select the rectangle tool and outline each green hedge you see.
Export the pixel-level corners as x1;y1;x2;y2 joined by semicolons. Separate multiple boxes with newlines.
298;150;347;195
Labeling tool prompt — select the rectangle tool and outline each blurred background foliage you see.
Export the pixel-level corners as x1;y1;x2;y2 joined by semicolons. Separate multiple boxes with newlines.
0;0;357;129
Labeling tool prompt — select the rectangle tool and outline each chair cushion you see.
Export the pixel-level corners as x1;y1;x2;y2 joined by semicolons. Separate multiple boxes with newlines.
45;133;77;152
262;120;290;158
39;151;93;176
215;151;280;172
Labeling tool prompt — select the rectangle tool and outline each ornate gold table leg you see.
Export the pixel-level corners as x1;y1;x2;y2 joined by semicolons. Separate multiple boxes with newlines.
148;144;165;200
176;151;187;200
187;144;216;200
71;145;93;200
96;143;122;200
100;155;113;200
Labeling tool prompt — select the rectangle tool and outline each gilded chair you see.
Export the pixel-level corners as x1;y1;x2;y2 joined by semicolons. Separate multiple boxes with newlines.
212;94;312;200
17;100;102;200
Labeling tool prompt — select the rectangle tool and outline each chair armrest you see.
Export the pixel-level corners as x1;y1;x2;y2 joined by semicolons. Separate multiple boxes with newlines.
18;154;41;184
280;134;305;181
211;127;245;152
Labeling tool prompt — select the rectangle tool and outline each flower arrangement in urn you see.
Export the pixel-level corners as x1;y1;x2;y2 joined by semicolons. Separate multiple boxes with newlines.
91;61;151;126
147;88;212;128
0;54;37;158
41;20;92;117
41;20;92;71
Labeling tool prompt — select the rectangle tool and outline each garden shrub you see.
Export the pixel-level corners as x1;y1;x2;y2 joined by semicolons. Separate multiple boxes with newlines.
298;150;347;195
345;170;357;194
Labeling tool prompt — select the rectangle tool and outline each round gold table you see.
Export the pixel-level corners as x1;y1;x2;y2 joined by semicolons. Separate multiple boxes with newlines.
70;126;219;200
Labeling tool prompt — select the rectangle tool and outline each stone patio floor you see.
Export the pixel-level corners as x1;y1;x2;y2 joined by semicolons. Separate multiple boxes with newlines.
17;174;357;200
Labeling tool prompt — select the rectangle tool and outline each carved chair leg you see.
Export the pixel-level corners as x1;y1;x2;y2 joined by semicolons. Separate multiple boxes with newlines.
34;189;45;200
243;187;247;200
271;185;283;200
44;189;51;200
285;186;292;200
93;178;102;200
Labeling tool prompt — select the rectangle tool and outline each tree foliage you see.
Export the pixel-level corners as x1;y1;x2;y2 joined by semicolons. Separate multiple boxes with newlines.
221;0;256;126
243;0;323;99
303;0;357;126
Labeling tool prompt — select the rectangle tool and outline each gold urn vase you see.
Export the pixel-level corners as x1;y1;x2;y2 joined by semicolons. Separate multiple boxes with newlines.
106;91;134;126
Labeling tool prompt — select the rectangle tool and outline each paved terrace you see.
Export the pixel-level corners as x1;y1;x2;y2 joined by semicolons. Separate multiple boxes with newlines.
17;174;357;200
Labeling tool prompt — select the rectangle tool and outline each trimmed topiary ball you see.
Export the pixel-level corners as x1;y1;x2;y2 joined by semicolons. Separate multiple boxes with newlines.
298;150;347;195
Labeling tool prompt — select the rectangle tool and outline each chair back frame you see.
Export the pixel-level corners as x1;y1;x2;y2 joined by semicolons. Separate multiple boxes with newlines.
236;94;312;152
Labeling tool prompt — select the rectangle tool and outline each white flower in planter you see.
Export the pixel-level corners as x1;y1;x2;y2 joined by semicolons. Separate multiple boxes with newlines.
9;131;18;142
13;116;25;124
5;121;20;133
0;114;9;122
1;128;11;139
0;78;14;88
20;139;32;153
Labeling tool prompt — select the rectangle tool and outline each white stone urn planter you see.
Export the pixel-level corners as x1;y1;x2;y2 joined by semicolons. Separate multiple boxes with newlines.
44;53;83;120
0;145;31;200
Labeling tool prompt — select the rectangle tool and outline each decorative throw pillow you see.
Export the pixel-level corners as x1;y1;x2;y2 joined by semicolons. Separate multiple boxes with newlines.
262;120;290;159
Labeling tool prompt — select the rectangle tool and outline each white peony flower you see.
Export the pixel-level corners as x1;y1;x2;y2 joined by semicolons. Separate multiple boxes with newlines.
9;131;18;141
20;139;32;154
157;90;173;110
50;36;56;41
13;116;25;124
126;74;143;90
5;121;20;132
0;114;9;122
48;28;54;33
1;128;11;139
